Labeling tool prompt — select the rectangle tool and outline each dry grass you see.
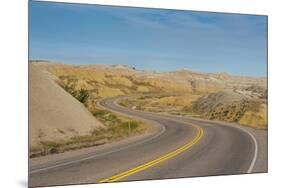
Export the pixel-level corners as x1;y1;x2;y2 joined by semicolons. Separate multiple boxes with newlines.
239;103;267;128
30;108;148;158
29;73;149;158
70;63;266;128
30;61;267;153
119;92;267;129
119;94;201;115
190;91;267;128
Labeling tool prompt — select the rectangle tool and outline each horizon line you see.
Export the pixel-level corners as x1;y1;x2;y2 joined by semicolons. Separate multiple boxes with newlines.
29;59;267;79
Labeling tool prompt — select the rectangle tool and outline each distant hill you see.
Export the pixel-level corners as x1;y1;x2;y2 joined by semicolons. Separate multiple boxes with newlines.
35;61;266;95
30;60;267;128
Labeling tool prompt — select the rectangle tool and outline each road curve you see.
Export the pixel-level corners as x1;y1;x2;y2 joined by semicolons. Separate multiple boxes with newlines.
29;96;265;187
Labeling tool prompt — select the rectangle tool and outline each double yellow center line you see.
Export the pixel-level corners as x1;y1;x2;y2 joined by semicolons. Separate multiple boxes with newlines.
99;124;204;183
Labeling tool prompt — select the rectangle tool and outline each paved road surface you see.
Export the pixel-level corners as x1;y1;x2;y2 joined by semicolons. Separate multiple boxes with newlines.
29;96;267;187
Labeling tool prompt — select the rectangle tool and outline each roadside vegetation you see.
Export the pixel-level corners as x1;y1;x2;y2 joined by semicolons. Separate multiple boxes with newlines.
30;110;147;158
57;69;267;129
61;79;90;104
119;91;267;129
29;82;148;158
29;62;267;158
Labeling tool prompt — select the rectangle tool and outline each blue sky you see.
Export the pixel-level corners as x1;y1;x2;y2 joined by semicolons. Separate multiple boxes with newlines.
29;1;267;77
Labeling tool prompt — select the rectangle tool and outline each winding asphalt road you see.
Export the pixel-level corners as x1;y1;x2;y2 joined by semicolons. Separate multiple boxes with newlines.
29;96;267;187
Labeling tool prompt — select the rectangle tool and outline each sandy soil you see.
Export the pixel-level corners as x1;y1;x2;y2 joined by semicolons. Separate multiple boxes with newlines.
29;63;103;149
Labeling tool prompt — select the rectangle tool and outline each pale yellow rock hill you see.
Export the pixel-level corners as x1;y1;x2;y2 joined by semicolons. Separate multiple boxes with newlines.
29;63;103;149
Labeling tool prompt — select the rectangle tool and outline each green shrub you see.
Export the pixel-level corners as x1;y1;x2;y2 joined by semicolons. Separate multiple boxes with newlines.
92;109;107;117
62;82;89;104
76;88;89;104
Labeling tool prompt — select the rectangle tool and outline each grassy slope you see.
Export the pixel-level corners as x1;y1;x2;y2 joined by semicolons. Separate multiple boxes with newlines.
51;62;267;129
119;92;268;129
29;63;150;158
34;61;267;136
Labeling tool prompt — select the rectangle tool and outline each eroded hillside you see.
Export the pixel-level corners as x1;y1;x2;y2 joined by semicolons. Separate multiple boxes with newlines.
29;63;103;155
32;61;267;129
29;62;148;157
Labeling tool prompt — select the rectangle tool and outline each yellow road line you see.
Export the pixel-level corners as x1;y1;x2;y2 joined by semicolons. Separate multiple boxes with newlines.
99;124;204;183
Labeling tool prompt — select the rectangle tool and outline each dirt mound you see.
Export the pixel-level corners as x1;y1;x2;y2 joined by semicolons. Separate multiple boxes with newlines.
29;63;103;149
194;91;246;112
192;91;267;128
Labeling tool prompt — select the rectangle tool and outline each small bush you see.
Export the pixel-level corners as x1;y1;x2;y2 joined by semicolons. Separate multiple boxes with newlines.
92;109;107;117
76;88;89;104
62;82;89;104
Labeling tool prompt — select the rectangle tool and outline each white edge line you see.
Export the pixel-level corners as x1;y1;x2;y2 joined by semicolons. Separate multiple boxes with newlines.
114;96;259;174
217;124;258;173
244;129;258;173
31;96;258;174
30;100;166;174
